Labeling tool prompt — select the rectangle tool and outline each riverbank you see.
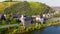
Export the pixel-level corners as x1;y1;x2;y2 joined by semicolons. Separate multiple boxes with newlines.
12;22;60;34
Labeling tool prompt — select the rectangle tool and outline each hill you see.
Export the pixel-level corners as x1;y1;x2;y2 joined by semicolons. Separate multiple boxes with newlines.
0;1;54;16
52;7;60;11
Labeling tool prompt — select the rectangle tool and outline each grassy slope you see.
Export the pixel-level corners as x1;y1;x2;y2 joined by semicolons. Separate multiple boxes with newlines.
28;2;53;15
0;2;18;14
0;2;54;15
29;2;47;15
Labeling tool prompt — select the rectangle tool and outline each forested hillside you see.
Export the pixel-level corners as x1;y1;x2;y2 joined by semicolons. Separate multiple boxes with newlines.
0;1;54;16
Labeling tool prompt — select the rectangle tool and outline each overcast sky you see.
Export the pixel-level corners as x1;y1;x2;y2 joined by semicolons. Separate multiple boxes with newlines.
0;0;60;7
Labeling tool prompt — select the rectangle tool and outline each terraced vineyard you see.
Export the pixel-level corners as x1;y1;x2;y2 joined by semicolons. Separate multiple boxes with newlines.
0;2;18;14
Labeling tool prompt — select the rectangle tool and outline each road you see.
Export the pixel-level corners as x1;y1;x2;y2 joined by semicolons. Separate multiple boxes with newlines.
46;17;60;22
0;24;19;28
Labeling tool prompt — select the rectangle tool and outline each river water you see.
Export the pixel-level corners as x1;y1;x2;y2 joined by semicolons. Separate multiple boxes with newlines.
25;26;60;34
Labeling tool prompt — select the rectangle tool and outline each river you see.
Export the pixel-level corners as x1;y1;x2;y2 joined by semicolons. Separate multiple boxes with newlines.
24;25;60;34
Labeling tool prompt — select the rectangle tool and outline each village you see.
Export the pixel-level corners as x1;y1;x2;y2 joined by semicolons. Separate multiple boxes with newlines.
0;12;55;28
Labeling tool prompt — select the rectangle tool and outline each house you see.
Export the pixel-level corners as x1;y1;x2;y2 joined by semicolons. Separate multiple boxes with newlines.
43;13;53;19
20;15;32;28
35;15;44;24
1;14;6;20
32;15;45;24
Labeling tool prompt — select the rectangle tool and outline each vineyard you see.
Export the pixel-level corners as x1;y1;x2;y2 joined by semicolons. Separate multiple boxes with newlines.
4;1;54;16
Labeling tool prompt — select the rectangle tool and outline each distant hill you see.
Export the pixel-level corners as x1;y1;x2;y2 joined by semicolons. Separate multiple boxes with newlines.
52;7;60;11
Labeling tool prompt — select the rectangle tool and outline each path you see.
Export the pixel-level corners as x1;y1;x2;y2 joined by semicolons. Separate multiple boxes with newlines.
0;24;19;28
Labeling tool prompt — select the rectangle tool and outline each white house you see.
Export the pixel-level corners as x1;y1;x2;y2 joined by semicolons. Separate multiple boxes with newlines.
20;15;32;28
43;13;54;19
35;15;44;24
32;15;44;24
